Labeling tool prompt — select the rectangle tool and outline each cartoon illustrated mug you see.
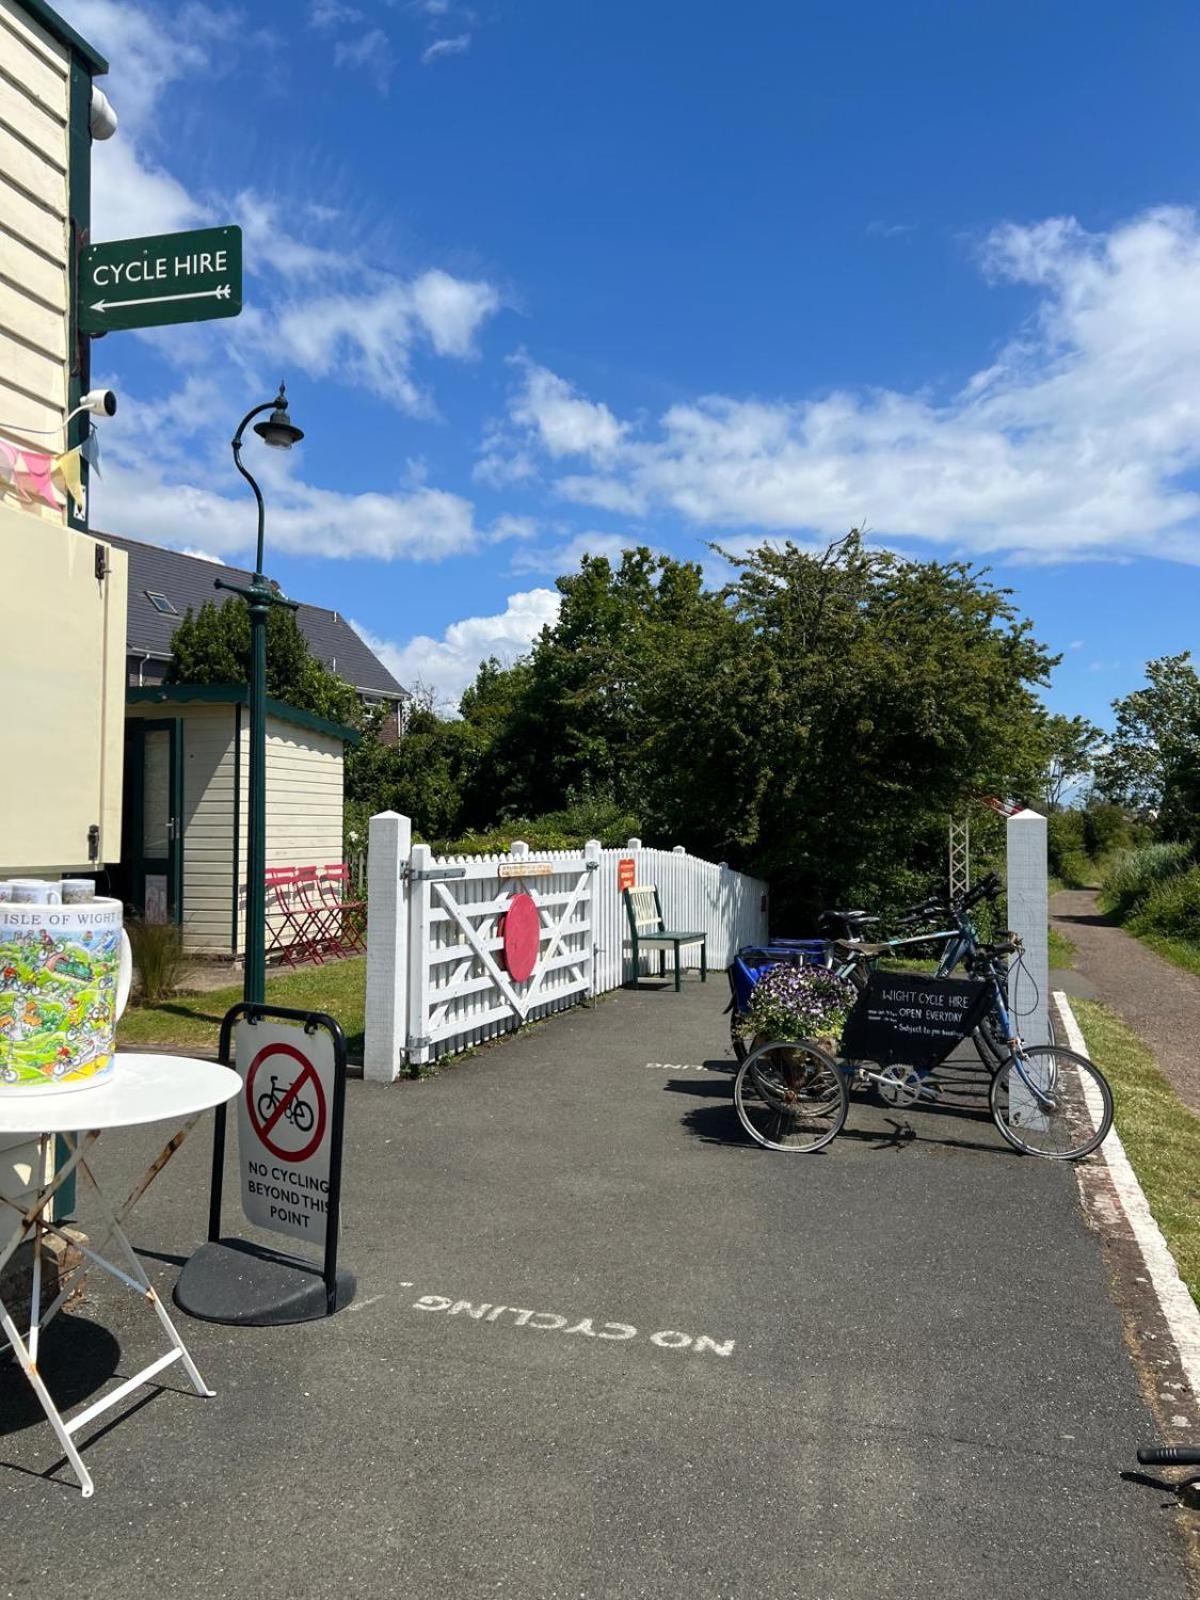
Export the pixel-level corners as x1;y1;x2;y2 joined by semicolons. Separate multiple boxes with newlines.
0;899;132;1093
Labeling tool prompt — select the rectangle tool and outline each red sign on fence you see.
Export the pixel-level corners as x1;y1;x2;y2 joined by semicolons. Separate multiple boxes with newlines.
617;857;636;893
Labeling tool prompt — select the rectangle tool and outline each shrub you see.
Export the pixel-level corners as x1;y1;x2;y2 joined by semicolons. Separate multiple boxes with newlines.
1048;811;1091;887
1128;865;1200;942
746;965;859;1045
1082;802;1135;861
126;917;187;1003
1100;842;1192;922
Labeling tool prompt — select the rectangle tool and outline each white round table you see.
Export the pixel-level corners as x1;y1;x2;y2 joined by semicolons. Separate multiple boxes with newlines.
0;1053;239;1498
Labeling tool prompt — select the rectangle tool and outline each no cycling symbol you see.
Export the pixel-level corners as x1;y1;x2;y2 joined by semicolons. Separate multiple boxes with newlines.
245;1041;327;1163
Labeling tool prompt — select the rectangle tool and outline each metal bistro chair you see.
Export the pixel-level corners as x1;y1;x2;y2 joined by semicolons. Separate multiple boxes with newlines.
264;867;321;968
623;884;707;992
319;863;366;956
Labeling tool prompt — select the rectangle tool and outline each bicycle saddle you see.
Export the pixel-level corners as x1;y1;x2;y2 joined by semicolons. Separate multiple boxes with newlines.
821;909;878;930
829;938;890;959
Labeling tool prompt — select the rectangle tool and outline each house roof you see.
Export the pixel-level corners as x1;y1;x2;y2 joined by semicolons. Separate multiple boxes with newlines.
96;531;406;701
127;684;362;746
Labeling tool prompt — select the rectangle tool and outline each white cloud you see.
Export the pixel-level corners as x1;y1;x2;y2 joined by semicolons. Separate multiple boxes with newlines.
496;208;1200;564
508;357;627;460
351;589;560;709
262;271;498;412
510;531;632;575
334;27;394;94
62;0;226;240
178;547;226;564
422;33;471;65
310;0;362;25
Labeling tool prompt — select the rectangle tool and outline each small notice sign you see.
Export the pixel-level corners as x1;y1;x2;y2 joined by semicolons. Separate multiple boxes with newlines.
235;1019;335;1246
617;858;636;893
840;972;990;1070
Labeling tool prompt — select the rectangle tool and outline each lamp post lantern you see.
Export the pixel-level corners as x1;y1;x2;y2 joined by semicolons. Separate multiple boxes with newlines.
216;384;304;1004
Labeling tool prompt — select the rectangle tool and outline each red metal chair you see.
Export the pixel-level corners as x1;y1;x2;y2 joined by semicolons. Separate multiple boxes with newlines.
319;863;366;956
292;867;336;963
265;867;321;967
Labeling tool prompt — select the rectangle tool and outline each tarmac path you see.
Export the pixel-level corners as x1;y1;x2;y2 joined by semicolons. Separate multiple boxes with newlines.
1051;886;1200;1114
0;980;1192;1599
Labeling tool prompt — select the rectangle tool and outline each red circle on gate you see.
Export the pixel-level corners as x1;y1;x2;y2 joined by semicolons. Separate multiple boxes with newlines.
501;892;540;982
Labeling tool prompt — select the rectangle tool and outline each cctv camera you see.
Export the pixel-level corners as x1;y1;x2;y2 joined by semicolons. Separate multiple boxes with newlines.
80;389;117;418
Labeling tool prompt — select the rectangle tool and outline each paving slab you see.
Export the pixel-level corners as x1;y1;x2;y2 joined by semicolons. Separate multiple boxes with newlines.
0;981;1191;1599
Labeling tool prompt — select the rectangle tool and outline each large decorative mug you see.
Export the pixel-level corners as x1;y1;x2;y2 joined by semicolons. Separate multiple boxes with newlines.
0;898;132;1094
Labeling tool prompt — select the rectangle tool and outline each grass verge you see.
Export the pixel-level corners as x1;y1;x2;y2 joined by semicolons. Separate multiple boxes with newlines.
1133;931;1200;981
1048;925;1077;969
1072;997;1200;1309
117;957;367;1060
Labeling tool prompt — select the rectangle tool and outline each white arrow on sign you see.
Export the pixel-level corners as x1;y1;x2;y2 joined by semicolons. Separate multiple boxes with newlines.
90;284;233;313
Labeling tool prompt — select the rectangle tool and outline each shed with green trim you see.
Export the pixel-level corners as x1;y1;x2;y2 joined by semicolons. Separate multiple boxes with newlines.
120;685;359;959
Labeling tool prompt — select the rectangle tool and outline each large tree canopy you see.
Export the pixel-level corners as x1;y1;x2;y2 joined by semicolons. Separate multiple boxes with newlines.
408;535;1060;919
1095;652;1200;835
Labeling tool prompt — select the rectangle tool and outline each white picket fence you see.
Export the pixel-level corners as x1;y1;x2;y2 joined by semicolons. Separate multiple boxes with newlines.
364;815;769;1082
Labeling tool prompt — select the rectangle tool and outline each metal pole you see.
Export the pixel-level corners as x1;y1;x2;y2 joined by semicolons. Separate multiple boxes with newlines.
218;396;300;1005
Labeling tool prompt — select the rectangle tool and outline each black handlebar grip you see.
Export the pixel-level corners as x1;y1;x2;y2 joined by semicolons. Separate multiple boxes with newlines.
1137;1445;1200;1466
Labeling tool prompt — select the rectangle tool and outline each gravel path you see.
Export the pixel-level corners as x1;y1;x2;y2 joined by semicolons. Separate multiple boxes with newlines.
1051;886;1200;1113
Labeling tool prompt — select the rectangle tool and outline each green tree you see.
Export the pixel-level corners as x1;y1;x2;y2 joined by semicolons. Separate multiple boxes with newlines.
167;599;361;728
1095;652;1200;833
1039;712;1103;810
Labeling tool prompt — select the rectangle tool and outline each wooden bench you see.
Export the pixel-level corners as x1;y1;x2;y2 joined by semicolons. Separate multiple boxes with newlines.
623;885;707;991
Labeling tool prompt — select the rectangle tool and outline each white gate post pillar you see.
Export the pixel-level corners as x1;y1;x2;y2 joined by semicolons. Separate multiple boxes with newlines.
584;838;601;997
364;810;412;1083
1006;807;1050;1047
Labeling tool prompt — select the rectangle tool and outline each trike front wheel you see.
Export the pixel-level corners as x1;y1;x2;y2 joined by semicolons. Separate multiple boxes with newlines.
734;1040;848;1152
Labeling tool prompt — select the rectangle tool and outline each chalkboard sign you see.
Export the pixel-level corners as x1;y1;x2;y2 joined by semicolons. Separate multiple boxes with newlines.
840;972;992;1069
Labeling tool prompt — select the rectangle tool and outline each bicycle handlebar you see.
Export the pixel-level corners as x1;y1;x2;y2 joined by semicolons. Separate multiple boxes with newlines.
1137;1445;1200;1466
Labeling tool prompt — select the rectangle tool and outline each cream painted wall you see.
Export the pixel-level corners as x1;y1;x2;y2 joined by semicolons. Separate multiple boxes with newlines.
0;0;72;510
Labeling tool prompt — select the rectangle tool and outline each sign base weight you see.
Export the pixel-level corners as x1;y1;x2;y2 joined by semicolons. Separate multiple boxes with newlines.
175;1238;355;1326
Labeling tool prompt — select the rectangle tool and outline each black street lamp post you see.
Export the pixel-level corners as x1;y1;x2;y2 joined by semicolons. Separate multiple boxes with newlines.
215;384;304;1004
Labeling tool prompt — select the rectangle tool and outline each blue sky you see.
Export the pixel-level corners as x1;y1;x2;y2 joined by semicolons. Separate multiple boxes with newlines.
61;0;1200;722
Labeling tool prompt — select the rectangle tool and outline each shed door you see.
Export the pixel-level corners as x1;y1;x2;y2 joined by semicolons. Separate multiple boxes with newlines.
125;719;183;923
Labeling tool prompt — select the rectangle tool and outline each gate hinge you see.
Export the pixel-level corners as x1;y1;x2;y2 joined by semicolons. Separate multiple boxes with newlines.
406;1035;431;1053
94;542;108;581
401;864;467;884
87;823;100;862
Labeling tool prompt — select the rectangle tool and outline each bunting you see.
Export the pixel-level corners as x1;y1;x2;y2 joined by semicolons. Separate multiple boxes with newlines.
0;433;92;514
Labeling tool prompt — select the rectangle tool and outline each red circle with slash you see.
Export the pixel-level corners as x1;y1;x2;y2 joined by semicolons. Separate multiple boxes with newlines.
245;1041;326;1163
501;892;541;982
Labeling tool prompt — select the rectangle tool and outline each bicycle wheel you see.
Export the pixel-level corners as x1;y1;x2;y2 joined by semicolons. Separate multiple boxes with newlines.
291;1097;315;1133
989;1045;1113;1160
257;1092;277;1123
972;1009;1007;1070
734;1040;848;1152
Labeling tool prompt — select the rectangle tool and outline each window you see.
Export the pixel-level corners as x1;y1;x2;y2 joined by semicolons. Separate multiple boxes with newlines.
145;591;178;615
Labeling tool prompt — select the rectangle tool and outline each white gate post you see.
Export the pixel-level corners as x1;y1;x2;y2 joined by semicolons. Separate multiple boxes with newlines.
407;842;433;1068
1006;807;1050;1047
364;810;412;1084
584;838;601;996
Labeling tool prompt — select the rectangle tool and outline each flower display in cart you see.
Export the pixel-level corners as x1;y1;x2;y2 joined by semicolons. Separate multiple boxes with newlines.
745;963;858;1047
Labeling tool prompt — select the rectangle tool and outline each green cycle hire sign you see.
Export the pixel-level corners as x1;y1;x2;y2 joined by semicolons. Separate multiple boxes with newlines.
78;225;243;334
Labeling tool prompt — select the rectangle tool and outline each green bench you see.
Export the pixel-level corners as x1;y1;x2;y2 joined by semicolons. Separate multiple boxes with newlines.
623;885;707;991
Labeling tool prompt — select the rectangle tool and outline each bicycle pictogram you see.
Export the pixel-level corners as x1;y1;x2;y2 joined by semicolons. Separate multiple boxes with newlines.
256;1073;315;1133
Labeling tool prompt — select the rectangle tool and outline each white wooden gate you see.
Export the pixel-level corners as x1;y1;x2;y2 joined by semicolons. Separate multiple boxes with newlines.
405;840;598;1066
364;813;771;1082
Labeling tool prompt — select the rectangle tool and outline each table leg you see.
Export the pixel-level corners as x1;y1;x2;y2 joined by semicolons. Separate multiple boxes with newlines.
0;1123;216;1497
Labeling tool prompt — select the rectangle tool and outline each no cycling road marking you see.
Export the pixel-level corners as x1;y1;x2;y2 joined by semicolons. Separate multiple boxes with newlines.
409;1290;736;1358
644;1061;726;1073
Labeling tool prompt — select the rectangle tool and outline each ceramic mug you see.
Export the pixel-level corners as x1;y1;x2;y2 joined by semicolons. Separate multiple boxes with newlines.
61;880;96;905
0;898;132;1093
9;880;62;905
